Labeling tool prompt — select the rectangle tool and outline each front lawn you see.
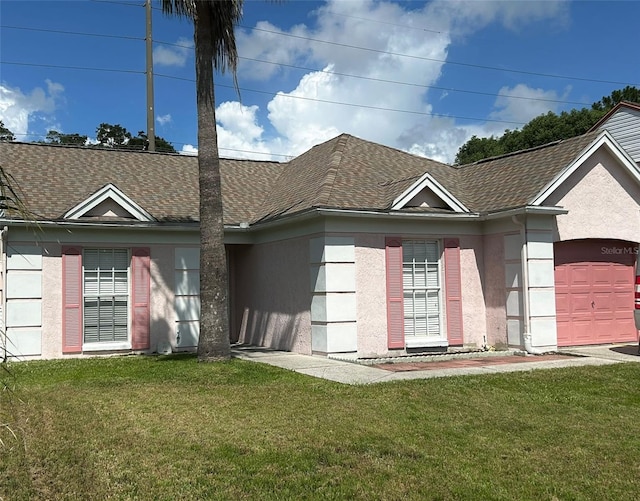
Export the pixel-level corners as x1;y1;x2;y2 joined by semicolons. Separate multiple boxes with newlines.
1;355;639;500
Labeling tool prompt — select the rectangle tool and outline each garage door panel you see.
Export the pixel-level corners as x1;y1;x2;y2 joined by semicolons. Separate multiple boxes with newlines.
554;239;637;347
571;294;592;313
612;291;633;312
568;266;589;286
613;267;633;285
592;292;611;311
571;319;594;343
555;293;570;316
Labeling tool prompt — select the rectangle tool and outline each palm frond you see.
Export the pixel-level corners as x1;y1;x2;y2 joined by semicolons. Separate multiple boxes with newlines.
161;0;243;74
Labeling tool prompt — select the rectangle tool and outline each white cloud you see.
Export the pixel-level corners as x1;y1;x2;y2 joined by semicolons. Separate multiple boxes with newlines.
157;113;172;126
153;37;193;67
225;0;570;163
0;80;64;140
489;84;570;125
180;144;198;156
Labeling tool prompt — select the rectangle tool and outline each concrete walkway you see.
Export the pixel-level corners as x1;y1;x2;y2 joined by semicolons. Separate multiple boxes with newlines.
231;343;640;385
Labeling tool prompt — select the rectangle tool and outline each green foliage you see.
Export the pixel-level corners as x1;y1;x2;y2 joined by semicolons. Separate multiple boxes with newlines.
455;86;640;165
45;130;88;146
92;124;176;153
128;130;177;153
2;356;640;500
592;85;640;111
0;121;15;142
95;122;132;147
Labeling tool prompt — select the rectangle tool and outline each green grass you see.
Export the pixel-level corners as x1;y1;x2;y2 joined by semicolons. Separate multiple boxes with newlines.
1;355;640;500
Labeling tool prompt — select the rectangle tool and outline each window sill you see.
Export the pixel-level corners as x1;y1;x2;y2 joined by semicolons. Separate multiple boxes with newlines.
83;342;131;352
405;337;449;349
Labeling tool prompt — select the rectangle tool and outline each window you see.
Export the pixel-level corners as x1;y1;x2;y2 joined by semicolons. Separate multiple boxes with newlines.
402;240;442;339
83;248;129;344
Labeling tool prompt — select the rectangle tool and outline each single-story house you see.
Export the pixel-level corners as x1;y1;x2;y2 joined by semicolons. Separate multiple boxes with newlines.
1;103;639;360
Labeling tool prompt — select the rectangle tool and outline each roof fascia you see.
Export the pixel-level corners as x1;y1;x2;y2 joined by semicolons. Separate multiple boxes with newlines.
481;205;568;220
530;131;640;206
1;218;197;231
391;172;469;212
63;183;156;222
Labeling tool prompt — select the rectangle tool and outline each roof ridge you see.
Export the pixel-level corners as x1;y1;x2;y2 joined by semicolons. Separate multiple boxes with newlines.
316;134;350;206
4;140;284;164
458;131;599;168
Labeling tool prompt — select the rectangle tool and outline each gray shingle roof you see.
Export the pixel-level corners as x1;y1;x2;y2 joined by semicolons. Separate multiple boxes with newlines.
0;130;603;226
0;142;283;224
456;131;600;212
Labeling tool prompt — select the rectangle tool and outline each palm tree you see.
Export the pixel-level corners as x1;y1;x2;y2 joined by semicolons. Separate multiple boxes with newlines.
161;0;243;361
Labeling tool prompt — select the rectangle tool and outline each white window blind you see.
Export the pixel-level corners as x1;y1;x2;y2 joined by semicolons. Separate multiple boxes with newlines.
83;249;129;344
402;241;442;338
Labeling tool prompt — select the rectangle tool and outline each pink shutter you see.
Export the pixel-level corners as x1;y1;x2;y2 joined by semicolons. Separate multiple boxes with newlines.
444;238;464;345
62;246;83;353
131;248;151;350
385;237;405;349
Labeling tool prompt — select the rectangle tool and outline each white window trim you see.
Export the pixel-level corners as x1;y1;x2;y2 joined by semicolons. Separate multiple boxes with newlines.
402;239;448;347
82;341;132;352
82;248;131;348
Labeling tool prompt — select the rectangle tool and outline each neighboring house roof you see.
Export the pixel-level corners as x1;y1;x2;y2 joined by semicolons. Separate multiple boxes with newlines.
588;101;640;132
0;127;628;227
588;101;640;164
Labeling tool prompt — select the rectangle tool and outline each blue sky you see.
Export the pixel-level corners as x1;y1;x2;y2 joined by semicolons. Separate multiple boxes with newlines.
1;0;638;163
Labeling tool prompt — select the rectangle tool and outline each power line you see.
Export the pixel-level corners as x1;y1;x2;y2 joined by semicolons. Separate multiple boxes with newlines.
2;60;145;76
0;56;529;125
240;24;639;88
4;21;638;92
1;25;144;42
1;24;597;108
154;72;526;126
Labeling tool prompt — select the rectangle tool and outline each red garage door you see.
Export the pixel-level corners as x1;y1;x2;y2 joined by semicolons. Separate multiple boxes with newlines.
555;239;638;346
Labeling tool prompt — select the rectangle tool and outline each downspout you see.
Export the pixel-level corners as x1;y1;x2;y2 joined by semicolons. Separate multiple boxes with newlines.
1;226;8;362
511;216;543;355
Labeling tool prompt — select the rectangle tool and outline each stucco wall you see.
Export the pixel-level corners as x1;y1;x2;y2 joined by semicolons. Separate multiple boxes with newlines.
149;245;176;352
41;243;62;359
459;235;486;348
8;231;191;359
353;233;487;356
546;148;640;243
354;234;387;357
482;233;507;348
233;238;312;354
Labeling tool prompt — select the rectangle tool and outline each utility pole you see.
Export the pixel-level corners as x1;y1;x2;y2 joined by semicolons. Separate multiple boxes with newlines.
146;0;156;152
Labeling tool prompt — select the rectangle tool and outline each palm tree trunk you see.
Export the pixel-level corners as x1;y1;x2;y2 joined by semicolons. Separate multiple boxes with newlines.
194;3;230;361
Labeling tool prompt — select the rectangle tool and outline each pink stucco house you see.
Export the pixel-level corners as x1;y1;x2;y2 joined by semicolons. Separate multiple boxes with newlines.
2;102;639;360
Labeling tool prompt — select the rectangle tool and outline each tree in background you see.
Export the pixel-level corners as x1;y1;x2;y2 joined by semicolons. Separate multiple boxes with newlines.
455;85;640;165
91;123;176;152
0;121;15;142
96;123;132;148
128;131;177;153
161;0;244;361
45;130;89;146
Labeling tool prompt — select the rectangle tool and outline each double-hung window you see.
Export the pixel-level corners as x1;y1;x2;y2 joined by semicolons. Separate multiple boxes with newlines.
402;240;443;343
83;249;129;346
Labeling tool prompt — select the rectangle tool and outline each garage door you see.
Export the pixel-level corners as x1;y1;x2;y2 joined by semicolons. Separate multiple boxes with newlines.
554;239;638;346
